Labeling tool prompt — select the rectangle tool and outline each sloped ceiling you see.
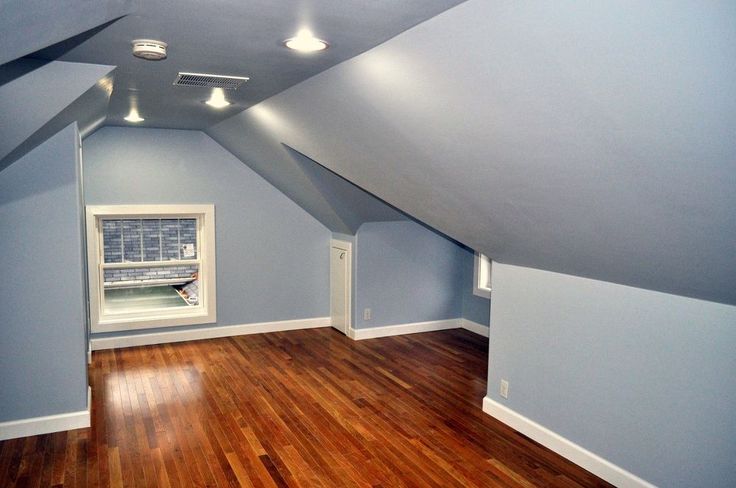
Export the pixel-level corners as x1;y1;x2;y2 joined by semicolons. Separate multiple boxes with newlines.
209;0;736;305
208;120;406;234
0;0;132;66
285;147;406;233
0;60;116;171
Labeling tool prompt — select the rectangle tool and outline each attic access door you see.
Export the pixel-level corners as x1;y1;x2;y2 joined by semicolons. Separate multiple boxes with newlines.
330;240;352;335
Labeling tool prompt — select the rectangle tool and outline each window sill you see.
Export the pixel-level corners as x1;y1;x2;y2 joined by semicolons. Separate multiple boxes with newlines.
473;287;491;299
93;309;215;333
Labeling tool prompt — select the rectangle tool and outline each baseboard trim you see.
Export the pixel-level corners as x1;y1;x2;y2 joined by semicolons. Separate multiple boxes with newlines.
349;319;460;340
0;386;91;441
91;317;331;350
348;317;491;341
460;318;489;337
482;397;655;488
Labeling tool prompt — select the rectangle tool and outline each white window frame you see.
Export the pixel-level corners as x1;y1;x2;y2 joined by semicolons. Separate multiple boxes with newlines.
473;252;492;299
86;204;216;332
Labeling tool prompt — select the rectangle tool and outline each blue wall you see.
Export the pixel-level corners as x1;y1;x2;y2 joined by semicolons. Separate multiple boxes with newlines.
0;124;88;422
210;0;736;306
354;221;465;329
83;127;330;336
460;247;490;326
487;263;736;487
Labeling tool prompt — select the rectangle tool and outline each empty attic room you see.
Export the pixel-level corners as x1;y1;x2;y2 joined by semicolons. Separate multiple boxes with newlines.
1;1;735;487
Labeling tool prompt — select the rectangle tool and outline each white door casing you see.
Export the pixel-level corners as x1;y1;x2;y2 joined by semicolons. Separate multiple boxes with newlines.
330;240;352;335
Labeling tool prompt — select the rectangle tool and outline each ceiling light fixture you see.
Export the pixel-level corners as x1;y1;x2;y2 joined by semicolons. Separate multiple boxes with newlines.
283;29;329;53
124;107;145;123
204;87;231;109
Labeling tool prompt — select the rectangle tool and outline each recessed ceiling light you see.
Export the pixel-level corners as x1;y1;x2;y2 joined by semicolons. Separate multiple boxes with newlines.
204;88;231;109
124;107;145;123
283;29;329;53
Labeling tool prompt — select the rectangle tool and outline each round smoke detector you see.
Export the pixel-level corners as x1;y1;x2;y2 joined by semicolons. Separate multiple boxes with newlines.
131;39;168;60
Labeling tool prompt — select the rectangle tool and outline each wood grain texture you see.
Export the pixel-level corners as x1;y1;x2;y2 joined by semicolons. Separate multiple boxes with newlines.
0;328;612;487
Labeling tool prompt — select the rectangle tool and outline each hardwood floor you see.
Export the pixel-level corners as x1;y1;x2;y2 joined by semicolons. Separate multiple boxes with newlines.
0;328;612;487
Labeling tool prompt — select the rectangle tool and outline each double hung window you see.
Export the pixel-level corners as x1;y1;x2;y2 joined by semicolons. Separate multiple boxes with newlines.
86;205;216;332
473;253;492;299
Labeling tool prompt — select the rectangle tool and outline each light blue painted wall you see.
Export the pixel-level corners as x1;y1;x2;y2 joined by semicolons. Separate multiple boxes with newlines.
488;263;736;488
83;127;330;337
460;247;490;326
0;123;88;421
354;221;464;329
210;0;736;305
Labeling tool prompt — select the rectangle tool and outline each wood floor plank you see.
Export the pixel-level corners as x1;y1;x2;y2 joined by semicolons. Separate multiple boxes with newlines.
0;328;613;487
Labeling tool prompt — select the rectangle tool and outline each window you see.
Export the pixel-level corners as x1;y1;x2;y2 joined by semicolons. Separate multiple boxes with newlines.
86;205;216;332
473;252;491;298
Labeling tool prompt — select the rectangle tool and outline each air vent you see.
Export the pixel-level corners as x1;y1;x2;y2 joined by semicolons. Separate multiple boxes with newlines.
173;72;249;90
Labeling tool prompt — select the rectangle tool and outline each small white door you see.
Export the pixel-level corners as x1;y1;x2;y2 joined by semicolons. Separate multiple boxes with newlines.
330;243;350;335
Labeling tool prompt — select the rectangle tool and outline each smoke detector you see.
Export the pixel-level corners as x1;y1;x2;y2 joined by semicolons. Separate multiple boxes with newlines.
131;39;168;60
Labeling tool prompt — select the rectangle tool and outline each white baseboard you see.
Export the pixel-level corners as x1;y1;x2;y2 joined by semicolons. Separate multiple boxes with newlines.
0;386;91;441
349;319;460;340
460;318;489;337
91;317;331;350
482;397;655;488
349;317;491;341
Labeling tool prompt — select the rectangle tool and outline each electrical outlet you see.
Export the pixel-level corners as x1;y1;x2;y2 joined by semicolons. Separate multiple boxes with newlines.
363;308;372;320
500;379;509;399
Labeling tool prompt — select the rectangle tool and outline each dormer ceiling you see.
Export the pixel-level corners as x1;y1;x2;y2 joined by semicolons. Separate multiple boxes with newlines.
3;0;734;306
23;0;466;129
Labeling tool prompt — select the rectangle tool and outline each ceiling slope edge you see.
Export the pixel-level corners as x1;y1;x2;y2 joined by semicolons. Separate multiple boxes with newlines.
281;145;408;234
204;124;353;234
0;61;116;172
0;0;133;66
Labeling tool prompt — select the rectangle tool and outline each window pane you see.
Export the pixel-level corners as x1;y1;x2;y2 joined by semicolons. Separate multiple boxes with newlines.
104;286;190;313
141;219;162;261
480;254;491;289
102;219;122;263
103;264;198;285
179;218;197;259
161;219;180;260
122;219;142;262
103;264;199;313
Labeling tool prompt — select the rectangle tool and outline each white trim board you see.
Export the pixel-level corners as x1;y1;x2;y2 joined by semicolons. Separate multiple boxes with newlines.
330;238;353;335
0;386;91;441
482;397;656;488
91;317;330;350
349;319;459;340
349;318;490;340
460;318;489;337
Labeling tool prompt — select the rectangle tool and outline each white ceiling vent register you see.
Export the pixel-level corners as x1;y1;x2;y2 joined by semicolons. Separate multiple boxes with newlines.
131;39;168;60
173;72;249;89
